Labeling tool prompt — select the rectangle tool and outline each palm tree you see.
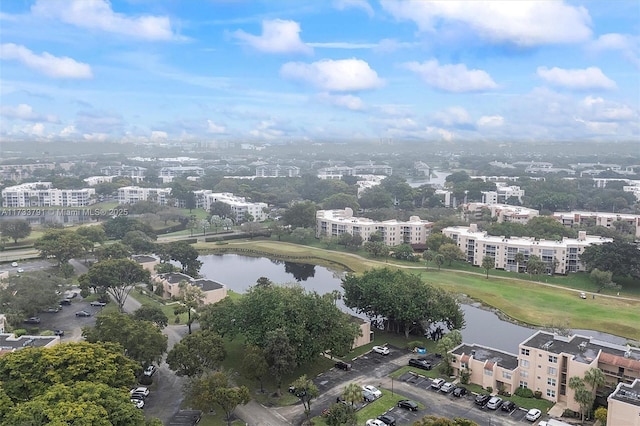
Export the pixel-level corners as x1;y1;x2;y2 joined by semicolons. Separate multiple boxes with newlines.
514;252;525;273
341;383;362;408
584;367;606;396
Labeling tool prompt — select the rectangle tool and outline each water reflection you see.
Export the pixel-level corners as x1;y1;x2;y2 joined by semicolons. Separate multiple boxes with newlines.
284;262;316;281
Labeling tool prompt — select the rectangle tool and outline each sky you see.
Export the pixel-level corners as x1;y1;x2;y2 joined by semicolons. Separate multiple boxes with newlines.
0;0;639;144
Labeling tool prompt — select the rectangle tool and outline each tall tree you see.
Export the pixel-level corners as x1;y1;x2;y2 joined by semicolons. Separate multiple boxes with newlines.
282;201;317;229
79;258;150;311
242;345;269;393
184;371;249;426
263;328;296;395
133;305;169;328
581;241;640;280
325;402;357;426
514;252;526;273
175;280;205;334
95;242;132;261
290;375;319;424
436;330;463;376
525;255;546;279
341;383;363;408
75;226;106;250
481;255;495;279
568;376;592;423
166;330;226;377
34;229;90;268
0;272;65;320
0;219;31;243
439;243;464;266
122;230;156;254
165;241;202;278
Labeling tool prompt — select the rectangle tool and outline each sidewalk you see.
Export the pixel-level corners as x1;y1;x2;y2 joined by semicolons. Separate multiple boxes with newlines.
235;400;291;426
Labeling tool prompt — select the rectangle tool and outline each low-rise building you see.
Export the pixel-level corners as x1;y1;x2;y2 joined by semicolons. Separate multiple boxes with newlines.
159;166;205;178
131;255;160;273
153;272;227;305
2;182;96;207
117;186;172;205
316;207;432;247
255;165;301;177
462;203;539;224
442;225;612;274
193;191;267;222
607;378;640;426
83;176;116;186
450;343;519;395
481;183;525;204
100;166;146;181
553;211;640;239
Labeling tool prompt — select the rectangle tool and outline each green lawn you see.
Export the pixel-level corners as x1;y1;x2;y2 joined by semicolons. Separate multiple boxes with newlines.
127;287;190;324
503;394;554;412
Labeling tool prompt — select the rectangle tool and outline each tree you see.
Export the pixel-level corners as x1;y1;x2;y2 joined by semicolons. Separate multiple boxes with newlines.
198;297;239;338
583;367;606;395
358;186;394;210
436;330;462;376
0;219;31;243
363;241;389;258
525;255;546;279
240;221;264;238
264;328;296;395
434;253;445;271
481;255;494;279
439;243;464;266
514;252;526;273
165;241;202;278
95;242;132;261
103;216;156;240
322;193;360;211
214;385;251;426
0;271;65;320
413;416;478;426
425;233;456;252
34;229;90;268
82;312;168;367
589;268;618;292
594;407;607;425
133;305;169;328
290;375;319;424
325;402;357;426
166;330;226;377
268;221;288;241
341;383;363;408
184;371;249;426
282;201;317;229
581;241;640;280
568;376;592;423
122;230;156;254
242;345;269;393
75;226;106;250
209;201;233;220
175;280;205;334
79;258;150;311
392;244;416;261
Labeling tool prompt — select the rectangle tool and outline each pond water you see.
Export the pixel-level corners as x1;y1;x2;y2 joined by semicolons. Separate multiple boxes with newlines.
199;254;628;352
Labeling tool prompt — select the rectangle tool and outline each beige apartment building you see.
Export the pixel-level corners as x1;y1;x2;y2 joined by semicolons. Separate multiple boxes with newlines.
154;272;227;305
451;331;640;414
462;203;540;224
442;225;612;274
607;379;640;426
316;207;433;247
553;211;640;239
117;186;172;205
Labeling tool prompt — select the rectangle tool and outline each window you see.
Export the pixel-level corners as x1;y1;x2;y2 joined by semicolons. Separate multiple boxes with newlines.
548;355;558;363
546;389;556;398
461;362;468;369
519;381;528;389
548;367;557;376
520;371;529;378
547;378;556;386
503;371;512;379
521;348;530;356
485;369;493;376
520;360;529;368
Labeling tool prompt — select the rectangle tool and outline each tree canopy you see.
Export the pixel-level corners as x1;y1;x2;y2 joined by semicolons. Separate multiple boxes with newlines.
34;229;90;267
0;219;31;243
281;201;317;228
166;329;226;377
79;258;150;311
581;241;640;280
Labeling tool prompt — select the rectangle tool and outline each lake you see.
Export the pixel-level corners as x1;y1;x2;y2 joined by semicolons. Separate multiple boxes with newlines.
199;254;628;352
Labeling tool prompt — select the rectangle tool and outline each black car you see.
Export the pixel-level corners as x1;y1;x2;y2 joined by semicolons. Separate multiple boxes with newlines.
474;394;491;406
54;329;65;337
408;358;432;370
59;299;72;306
335;361;352;371
23;317;41;324
288;386;305;398
452;386;467;397
501;400;517;412
397;400;419;411
377;414;396;426
75;310;91;317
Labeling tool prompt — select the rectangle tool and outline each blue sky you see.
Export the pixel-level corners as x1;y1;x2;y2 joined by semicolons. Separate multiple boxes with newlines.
0;0;638;143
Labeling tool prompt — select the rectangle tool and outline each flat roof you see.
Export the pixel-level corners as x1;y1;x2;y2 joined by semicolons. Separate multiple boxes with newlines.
609;378;640;407
0;333;57;350
452;343;519;371
158;272;193;284
522;331;640;364
193;279;224;291
131;255;157;263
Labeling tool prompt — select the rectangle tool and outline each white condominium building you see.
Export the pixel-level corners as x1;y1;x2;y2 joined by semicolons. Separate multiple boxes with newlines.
193;191;267;222
442;224;612;274
255;165;301;177
481;183;525;204
117;186;172;205
159;166;205;178
2;182;95;207
553;211;640;239
316;207;432;247
83;176;116;186
462;203;539;224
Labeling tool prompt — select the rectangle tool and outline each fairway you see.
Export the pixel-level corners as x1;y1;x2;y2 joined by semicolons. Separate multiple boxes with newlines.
196;240;640;341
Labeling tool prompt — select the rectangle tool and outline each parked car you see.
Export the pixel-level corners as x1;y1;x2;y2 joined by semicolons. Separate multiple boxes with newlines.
430;378;445;390
131;398;144;409
396;400;419;411
334;360;351;371
371;345;390;355
365;419;386;426
474;394;491;406
11;262;18;267
59;299;72;306
408;358;432;370
452;386;467;397
525;408;542;421
75;311;91;317
17;268;24;273
579;292;587;299
362;390;377;402
90;301;107;307
54;329;65;337
23;317;41;324
377;414;396;426
440;382;455;393
361;385;382;398
486;396;503;410
501;400;517;412
130;387;150;397
143;365;157;377
42;306;60;313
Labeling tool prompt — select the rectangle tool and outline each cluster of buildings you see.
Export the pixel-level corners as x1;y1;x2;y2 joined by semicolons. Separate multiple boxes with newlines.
450;330;640;423
193;191;268;222
1;182;96;208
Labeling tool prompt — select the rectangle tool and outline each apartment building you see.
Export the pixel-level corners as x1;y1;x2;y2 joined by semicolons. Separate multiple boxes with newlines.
316;207;432;247
607;379;640;425
153;272;227;305
442;225;612;274
193;191;267;222
255;165;301;177
100;166;146;182
0;163;56;182
159;166;205;178
83;176;116;186
462;203;539;224
117;186;172;205
553;211;640;239
481;183;525;204
2;182;96;207
451;331;640;414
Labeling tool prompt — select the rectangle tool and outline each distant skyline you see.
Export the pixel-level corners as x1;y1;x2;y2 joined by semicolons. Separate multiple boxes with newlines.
0;0;638;144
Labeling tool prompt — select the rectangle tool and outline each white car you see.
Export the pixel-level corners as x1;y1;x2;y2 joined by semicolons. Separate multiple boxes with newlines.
11;262;18;267
372;345;390;355
525;408;542;421
131;398;144;409
129;387;150;397
361;385;382;398
430;378;445;389
365;420;386;426
17;268;24;273
90;301;107;307
439;382;455;393
143;365;157;376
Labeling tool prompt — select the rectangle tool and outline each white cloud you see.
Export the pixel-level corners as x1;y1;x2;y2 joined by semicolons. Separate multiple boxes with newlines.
307;42;378;49
207;120;227;133
83;133;109;141
589;33;640;68
0;43;92;79
477;115;504;127
402;59;497;92
317;93;365;110
31;0;178;41
150;130;168;141
334;0;374;17
580;96;637;122
60;125;77;136
381;0;591;46
27;123;45;137
249;120;286;140
280;58;384;92
537;66;616;90
0;103;59;122
233;19;313;55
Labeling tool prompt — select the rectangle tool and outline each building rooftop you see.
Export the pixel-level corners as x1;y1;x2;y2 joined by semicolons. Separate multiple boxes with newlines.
452;343;519;371
609;378;640;407
0;333;58;351
132;255;158;263
522;331;640;365
192;279;224;292
158;272;193;284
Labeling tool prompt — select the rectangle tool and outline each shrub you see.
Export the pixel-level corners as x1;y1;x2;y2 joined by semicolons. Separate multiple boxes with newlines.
174;315;180;324
534;390;542;399
460;368;471;385
562;409;580;419
515;387;534;398
13;328;27;337
407;340;424;351
80;288;90;298
486;386;493;393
